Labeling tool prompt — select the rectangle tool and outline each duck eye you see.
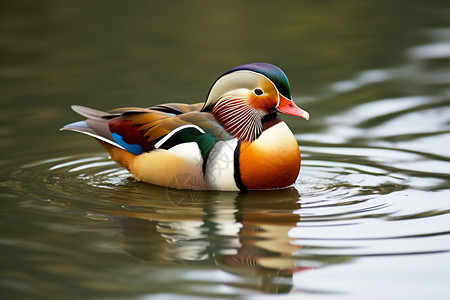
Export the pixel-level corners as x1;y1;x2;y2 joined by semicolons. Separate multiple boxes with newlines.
253;88;264;96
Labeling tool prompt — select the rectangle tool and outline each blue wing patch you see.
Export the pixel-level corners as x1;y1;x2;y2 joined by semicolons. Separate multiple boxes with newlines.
112;132;144;155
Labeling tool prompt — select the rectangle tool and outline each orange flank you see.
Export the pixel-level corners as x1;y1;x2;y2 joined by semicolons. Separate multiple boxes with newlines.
239;122;301;190
99;141;205;190
99;141;135;171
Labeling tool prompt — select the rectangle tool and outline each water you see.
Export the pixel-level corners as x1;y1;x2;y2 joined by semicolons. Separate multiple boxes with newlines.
1;1;450;299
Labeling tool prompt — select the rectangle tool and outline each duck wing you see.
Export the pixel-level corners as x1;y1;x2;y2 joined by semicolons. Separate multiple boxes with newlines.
61;104;231;157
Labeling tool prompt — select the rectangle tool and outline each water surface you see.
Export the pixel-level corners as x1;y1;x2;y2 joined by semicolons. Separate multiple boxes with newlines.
1;1;449;299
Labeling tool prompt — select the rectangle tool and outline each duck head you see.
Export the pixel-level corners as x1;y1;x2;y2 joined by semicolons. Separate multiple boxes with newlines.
202;63;309;142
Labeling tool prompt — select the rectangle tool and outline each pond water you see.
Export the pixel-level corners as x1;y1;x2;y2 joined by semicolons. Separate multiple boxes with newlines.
1;1;450;299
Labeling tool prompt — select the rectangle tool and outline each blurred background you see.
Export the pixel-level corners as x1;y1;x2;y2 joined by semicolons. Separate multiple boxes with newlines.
1;0;449;299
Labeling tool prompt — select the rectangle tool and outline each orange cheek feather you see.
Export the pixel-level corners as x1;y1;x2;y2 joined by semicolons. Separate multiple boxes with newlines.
249;90;278;112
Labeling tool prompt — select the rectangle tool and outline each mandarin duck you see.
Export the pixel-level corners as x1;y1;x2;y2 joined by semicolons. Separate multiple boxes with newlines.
61;63;309;191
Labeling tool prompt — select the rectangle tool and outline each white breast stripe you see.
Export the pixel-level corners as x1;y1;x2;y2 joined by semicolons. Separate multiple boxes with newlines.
154;124;206;149
205;139;238;191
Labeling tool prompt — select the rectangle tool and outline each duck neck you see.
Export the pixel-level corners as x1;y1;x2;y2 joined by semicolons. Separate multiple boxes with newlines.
261;112;282;130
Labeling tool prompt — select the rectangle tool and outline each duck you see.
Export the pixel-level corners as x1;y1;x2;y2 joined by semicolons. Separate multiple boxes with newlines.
61;63;309;191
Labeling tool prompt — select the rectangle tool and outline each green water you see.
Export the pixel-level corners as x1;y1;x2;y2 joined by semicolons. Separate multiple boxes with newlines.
1;1;450;299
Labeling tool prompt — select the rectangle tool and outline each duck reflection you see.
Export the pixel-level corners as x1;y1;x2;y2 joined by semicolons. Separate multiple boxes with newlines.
104;184;304;293
216;190;302;271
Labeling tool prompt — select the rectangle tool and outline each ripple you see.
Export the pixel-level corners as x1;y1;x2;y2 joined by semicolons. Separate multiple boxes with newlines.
11;154;135;209
330;69;396;93
292;141;450;259
407;42;450;60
